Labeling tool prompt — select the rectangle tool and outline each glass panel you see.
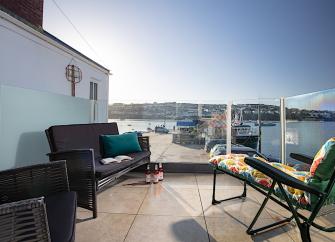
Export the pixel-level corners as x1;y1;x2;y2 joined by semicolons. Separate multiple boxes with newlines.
231;98;281;161
96;99;108;122
202;103;227;158
258;99;281;161
108;101;227;163
285;88;335;165
0;84;92;170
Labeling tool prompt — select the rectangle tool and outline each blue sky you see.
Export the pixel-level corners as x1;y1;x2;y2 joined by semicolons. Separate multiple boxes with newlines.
44;0;335;104
286;88;335;111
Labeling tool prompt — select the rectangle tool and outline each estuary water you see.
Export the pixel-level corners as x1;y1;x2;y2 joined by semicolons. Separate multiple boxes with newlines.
109;119;335;162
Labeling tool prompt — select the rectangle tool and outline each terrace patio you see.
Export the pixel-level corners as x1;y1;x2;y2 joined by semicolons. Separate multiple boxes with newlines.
75;172;335;242
148;133;209;164
1;0;335;241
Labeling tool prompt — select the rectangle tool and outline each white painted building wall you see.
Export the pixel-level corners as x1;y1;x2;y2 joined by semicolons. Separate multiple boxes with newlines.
0;10;110;169
0;10;109;104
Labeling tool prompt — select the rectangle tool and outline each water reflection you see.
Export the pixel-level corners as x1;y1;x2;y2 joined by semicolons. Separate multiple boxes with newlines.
285;88;335;163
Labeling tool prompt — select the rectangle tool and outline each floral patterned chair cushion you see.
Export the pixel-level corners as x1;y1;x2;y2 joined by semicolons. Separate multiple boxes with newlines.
210;154;312;209
310;138;335;180
307;137;335;205
210;137;335;210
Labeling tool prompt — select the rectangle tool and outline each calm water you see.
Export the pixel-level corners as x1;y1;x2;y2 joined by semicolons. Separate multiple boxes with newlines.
110;119;177;133
109;119;335;162
285;121;335;162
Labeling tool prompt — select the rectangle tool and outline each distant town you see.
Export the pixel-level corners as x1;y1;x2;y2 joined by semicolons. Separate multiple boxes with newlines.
109;102;335;121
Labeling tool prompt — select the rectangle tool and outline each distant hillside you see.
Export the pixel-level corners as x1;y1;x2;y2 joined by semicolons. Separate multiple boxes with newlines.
108;102;335;121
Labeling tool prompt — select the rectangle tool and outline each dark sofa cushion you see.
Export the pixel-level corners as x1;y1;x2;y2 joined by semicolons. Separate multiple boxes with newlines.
45;191;77;242
95;151;151;179
47;123;119;160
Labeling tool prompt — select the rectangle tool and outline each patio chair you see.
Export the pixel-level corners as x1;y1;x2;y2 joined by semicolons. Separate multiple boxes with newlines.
211;138;335;242
0;161;77;242
0;198;50;241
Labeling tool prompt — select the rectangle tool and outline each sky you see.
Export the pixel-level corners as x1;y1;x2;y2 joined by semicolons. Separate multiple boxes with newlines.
43;0;335;104
286;88;335;111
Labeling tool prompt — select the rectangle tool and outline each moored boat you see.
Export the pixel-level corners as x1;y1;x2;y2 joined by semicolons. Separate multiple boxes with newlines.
232;108;259;149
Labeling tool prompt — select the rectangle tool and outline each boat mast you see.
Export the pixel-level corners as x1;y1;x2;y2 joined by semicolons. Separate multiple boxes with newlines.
164;106;166;126
239;108;244;124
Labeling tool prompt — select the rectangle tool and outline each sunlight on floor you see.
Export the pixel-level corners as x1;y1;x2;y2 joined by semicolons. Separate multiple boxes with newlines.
76;173;335;242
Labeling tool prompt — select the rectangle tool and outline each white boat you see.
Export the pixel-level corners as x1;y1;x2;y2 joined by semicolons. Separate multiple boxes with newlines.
232;108;259;149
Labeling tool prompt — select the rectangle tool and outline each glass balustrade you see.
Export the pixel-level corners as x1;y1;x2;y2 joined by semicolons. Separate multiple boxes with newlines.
108;100;227;163
1;83;333;171
0;84;97;170
231;98;281;161
285;88;335;166
108;89;334;167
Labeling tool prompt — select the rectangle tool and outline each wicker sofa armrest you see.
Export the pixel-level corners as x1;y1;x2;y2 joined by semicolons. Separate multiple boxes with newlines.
138;136;150;151
47;149;97;215
290;153;314;165
0;161;69;204
0;197;51;241
245;157;322;196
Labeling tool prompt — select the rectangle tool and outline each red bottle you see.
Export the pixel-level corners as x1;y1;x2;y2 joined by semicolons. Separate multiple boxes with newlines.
153;164;159;184
158;163;164;181
145;164;151;183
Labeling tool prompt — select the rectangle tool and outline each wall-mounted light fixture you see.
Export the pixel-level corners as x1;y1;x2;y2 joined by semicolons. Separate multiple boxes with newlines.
65;64;82;96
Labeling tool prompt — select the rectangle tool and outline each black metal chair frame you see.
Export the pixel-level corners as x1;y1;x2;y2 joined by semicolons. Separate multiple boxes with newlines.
212;153;335;242
0;161;74;242
45;130;150;218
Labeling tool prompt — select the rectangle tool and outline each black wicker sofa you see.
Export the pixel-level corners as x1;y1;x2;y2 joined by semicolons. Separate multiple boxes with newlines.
45;122;150;218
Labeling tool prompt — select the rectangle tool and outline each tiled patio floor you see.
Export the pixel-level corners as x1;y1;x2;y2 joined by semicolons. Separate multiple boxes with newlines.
76;173;335;242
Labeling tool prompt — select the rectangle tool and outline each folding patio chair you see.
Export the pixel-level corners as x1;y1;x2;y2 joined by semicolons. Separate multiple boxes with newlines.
211;138;335;242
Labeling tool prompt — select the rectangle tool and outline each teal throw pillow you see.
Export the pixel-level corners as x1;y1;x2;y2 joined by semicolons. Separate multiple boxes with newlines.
100;133;142;157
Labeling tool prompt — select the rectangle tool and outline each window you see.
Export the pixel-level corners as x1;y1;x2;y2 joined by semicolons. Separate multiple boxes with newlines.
90;82;98;100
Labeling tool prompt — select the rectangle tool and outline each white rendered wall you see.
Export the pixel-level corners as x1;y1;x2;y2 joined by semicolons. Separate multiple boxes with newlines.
0;12;109;107
0;12;110;170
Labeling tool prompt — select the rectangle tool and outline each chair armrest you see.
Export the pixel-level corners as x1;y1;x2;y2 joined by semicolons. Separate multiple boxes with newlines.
47;149;96;210
290;153;314;165
244;157;322;196
0;197;51;241
138;136;150;151
0;161;69;204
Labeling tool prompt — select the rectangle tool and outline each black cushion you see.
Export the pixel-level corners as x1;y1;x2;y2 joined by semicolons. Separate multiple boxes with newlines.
45;191;77;242
47;123;119;160
95;151;151;179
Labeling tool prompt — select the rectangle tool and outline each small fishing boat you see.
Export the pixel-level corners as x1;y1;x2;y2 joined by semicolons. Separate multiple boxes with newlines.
232;108;259;149
154;125;169;133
